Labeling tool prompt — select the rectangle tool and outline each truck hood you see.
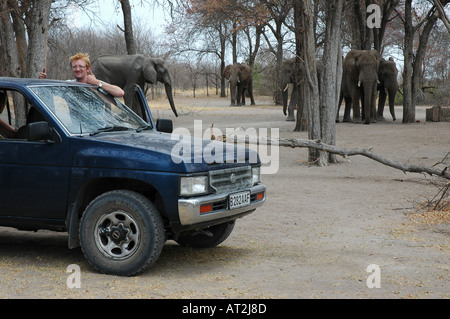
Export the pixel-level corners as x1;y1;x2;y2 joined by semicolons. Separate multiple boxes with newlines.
70;130;260;173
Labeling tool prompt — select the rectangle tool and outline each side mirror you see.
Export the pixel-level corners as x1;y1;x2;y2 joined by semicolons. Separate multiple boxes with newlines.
156;118;173;133
28;121;61;143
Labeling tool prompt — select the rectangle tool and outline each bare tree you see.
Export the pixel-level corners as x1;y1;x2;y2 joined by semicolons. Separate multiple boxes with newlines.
400;0;442;123
293;0;320;162
261;0;295;105
318;0;345;165
0;0;52;124
119;0;137;55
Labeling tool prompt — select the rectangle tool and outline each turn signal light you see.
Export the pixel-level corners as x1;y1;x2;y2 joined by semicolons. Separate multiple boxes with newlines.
256;192;264;201
200;204;212;214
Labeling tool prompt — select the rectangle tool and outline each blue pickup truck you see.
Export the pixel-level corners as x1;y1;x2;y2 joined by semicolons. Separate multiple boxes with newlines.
0;77;266;276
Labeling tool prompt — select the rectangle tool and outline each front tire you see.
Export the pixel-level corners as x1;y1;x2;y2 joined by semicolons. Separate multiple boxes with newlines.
79;190;165;276
175;221;235;248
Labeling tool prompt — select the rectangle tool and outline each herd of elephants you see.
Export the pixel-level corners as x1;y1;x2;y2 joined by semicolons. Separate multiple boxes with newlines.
91;49;398;125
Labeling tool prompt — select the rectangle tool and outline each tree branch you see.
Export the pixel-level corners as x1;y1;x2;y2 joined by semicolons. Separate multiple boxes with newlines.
433;0;450;34
229;136;450;180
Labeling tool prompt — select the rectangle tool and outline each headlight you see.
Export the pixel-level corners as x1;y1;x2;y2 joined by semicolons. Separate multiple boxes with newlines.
179;176;208;196
252;166;261;185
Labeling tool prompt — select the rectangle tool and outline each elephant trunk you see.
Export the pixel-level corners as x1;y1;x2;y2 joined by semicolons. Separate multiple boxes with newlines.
282;85;289;116
363;80;377;124
388;86;397;121
229;80;238;106
164;82;178;117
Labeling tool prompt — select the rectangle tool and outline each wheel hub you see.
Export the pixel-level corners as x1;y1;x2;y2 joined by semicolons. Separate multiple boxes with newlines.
109;223;129;244
95;211;140;260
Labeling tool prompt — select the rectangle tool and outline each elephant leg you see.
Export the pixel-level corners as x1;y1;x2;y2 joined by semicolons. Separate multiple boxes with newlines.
351;90;361;123
248;85;256;105
371;83;378;123
377;87;387;121
124;84;139;114
388;89;397;121
236;84;243;106
230;85;237;106
286;84;297;121
343;96;352;122
336;92;343;123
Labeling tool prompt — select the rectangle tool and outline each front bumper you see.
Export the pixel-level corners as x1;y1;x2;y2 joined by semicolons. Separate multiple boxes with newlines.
178;184;266;226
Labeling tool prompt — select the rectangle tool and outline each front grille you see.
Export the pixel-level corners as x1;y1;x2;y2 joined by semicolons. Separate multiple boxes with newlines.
209;166;252;193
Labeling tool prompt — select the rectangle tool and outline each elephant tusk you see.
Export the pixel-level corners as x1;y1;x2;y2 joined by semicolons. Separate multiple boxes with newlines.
283;84;289;92
358;81;361;87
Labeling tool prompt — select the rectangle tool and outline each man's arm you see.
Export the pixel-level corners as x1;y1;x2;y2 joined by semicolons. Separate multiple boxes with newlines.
86;73;125;98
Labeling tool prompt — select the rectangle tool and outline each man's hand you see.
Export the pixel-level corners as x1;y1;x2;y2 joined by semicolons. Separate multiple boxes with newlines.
38;68;47;79
85;71;100;86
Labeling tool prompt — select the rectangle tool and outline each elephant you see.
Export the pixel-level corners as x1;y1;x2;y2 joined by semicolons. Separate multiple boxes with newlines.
337;49;380;124
279;58;323;121
377;57;398;121
223;63;255;107
91;55;178;118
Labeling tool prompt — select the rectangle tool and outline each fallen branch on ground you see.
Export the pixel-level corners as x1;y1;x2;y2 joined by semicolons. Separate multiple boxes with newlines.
228;136;450;180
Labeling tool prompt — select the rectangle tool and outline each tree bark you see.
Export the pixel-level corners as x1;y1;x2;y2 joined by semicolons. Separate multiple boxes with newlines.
402;0;415;123
120;0;137;55
293;0;323;164
0;1;20;78
319;0;345;165
25;0;52;78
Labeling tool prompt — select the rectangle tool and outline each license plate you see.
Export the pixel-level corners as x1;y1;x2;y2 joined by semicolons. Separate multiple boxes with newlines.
229;191;251;210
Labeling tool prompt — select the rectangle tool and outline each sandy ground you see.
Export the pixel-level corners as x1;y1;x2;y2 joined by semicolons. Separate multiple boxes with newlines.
0;95;448;299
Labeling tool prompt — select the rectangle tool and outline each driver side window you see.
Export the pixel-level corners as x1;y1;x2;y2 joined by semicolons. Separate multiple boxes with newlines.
0;89;45;140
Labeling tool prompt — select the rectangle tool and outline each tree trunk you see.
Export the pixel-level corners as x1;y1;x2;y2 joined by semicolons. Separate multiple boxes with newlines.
219;22;227;98
402;0;415;123
294;0;320;162
6;0;27;77
319;0;345;165
232;21;238;64
25;0;52;78
402;1;438;123
0;1;20;78
373;0;400;53
120;0;137;55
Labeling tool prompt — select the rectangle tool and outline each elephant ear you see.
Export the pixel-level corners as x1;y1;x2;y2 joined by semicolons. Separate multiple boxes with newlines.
239;63;251;80
143;59;157;84
370;50;380;60
223;65;232;79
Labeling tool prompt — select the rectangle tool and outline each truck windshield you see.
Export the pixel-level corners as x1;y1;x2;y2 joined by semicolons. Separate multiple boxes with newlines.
29;85;149;135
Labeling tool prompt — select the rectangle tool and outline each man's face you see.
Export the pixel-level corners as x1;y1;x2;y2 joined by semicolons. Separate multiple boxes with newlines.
71;59;89;80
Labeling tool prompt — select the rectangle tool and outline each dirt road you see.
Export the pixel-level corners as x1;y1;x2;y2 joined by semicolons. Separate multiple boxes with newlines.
0;96;448;299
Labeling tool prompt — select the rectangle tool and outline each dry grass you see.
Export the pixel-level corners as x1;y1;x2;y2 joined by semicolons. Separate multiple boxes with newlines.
408;209;450;225
411;182;450;225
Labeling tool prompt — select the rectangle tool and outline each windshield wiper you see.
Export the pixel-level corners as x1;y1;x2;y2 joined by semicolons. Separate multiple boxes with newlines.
90;126;131;136
136;124;151;132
